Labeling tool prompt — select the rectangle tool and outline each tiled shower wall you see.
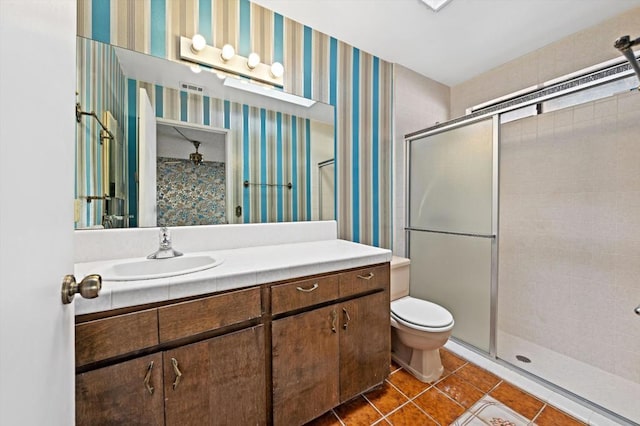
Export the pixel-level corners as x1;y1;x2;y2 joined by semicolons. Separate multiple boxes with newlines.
498;90;640;384
450;7;640;117
77;0;393;248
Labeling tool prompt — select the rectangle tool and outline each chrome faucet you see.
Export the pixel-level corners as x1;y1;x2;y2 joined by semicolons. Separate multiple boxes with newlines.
147;227;183;259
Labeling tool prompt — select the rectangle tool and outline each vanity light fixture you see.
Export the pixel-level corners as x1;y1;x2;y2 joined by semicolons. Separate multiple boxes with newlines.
247;52;261;69
190;34;207;53
270;62;284;78
180;35;284;87
220;44;235;61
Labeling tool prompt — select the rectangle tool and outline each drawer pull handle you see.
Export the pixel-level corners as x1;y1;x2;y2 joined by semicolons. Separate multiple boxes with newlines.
357;272;375;280
330;310;337;333
296;283;319;293
171;358;182;390
343;308;351;330
143;361;155;395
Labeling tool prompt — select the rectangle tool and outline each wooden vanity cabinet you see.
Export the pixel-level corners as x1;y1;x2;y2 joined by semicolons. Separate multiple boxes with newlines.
76;353;164;425
272;305;340;425
75;287;265;426
339;291;390;402
75;263;390;426
271;264;390;426
163;325;266;426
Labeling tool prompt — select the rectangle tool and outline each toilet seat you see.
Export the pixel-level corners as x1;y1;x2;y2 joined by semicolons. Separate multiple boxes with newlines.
391;296;454;332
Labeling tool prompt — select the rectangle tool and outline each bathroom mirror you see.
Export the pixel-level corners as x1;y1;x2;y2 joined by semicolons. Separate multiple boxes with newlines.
75;36;335;229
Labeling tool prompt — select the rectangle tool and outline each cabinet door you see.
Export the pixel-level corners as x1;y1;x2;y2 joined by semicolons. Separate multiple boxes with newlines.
163;325;266;426
339;291;390;402
272;305;339;426
76;353;164;426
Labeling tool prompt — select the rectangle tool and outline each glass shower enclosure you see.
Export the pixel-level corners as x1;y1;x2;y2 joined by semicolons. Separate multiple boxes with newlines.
406;117;497;353
404;68;640;424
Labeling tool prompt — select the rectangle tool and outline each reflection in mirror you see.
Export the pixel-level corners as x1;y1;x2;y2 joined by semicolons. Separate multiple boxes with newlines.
155;120;228;227
75;36;335;229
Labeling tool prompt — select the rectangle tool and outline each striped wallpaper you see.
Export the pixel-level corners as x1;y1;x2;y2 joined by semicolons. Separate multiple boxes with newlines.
75;36;127;229
133;80;314;224
78;0;393;248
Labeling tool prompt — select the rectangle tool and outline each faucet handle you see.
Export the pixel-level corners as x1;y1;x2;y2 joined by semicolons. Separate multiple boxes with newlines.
160;227;171;248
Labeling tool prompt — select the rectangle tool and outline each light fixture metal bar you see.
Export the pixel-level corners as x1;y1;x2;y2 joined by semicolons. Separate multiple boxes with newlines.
222;77;315;107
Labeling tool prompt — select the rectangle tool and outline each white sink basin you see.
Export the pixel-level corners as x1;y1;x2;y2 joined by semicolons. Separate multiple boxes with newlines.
99;255;223;281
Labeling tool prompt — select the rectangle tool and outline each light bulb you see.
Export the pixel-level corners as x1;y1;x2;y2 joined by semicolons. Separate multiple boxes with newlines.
247;52;260;69
190;34;206;53
220;44;235;61
270;62;284;78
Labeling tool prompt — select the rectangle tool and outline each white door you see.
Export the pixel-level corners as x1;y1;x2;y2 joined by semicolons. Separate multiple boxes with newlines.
138;88;157;227
0;1;76;424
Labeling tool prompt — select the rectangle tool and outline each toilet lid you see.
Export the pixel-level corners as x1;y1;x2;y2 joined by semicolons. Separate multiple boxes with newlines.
391;296;453;329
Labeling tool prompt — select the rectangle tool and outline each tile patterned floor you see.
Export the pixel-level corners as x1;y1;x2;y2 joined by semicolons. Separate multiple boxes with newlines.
305;348;587;426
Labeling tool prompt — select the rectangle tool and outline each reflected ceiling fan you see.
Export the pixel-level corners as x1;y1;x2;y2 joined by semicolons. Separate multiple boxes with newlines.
173;127;204;165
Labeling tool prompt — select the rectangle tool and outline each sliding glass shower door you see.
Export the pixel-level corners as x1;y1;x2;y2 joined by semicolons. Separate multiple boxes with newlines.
497;90;640;423
407;117;496;352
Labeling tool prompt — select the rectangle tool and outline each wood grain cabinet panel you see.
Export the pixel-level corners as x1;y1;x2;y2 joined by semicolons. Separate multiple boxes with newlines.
76;353;164;426
75;264;391;426
163;325;266;426
271;275;339;315
339;291;391;402
272;305;340;426
339;264;389;298
76;309;158;367
158;287;262;342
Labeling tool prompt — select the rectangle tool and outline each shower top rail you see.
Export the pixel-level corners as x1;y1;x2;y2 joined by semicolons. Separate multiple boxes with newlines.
405;227;495;239
404;54;639;141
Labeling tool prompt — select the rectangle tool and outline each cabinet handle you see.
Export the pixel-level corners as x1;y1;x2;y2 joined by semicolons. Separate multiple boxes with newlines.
357;272;374;280
171;358;182;390
343;308;351;330
330;310;337;333
143;361;155;395
296;283;319;293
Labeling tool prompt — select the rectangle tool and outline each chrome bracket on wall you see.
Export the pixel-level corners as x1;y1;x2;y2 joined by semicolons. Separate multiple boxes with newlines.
75;102;115;143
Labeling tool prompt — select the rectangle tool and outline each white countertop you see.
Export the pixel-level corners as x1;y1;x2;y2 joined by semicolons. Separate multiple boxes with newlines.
75;239;392;315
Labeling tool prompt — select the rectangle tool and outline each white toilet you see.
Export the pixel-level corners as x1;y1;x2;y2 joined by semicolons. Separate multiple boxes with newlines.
390;256;454;383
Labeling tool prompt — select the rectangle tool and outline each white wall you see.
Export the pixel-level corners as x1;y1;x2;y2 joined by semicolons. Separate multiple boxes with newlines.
0;1;76;424
450;6;640;118
392;64;450;256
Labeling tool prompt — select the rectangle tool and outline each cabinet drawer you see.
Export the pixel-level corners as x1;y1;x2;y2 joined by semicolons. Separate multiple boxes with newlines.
271;275;339;315
158;286;262;342
76;309;159;367
339;264;389;298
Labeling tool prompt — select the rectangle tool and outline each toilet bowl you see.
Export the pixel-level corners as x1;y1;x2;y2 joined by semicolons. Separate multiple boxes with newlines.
390;256;454;383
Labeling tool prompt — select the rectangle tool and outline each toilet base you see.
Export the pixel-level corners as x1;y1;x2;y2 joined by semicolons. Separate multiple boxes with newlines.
391;334;445;383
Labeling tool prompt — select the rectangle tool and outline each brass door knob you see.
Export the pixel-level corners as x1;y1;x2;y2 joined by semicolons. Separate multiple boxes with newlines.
61;274;102;304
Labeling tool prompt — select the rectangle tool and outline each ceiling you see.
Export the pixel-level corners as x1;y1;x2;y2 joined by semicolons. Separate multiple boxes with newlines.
251;0;640;86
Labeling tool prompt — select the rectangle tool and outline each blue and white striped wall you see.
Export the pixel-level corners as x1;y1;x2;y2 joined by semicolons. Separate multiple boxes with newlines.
132;80;313;224
75;36;126;228
78;0;393;248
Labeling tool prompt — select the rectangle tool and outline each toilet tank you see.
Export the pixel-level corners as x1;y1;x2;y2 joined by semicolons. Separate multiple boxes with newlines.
390;256;411;301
